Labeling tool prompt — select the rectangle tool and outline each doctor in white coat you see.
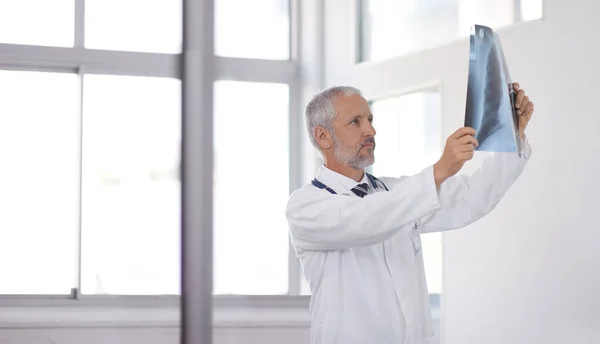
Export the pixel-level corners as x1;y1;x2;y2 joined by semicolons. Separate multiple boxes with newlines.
285;84;535;344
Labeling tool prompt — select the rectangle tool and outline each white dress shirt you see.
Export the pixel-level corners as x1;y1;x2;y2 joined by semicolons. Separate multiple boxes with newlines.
285;138;532;344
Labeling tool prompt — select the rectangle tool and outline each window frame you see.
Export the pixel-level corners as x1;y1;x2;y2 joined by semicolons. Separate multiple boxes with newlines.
0;0;310;306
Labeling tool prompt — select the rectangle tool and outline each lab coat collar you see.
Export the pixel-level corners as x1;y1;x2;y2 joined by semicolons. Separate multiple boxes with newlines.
316;164;370;195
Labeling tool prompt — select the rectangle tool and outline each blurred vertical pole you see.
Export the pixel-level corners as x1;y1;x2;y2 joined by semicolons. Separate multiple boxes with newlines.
513;0;523;22
181;0;214;342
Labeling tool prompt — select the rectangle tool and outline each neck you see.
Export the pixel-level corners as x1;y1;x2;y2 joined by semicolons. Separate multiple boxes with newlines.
324;159;364;182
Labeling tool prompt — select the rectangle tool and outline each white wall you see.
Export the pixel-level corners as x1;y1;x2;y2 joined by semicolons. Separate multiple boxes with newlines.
324;0;600;343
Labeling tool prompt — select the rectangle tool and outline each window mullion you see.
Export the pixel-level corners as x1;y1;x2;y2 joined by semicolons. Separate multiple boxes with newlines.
514;0;523;22
73;65;85;299
75;0;85;48
285;0;302;296
182;0;214;341
287;79;302;295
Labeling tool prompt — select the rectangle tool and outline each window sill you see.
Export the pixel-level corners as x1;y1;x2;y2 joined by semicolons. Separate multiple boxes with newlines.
0;295;440;330
0;295;310;329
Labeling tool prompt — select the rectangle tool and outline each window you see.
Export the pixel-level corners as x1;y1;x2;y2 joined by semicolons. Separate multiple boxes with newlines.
0;0;74;47
0;70;78;294
213;81;290;295
369;89;443;299
81;75;181;295
85;0;182;53
0;0;299;299
215;0;290;59
358;0;543;62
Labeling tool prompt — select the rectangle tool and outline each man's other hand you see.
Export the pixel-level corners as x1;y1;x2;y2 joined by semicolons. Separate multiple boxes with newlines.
433;127;478;188
513;82;534;139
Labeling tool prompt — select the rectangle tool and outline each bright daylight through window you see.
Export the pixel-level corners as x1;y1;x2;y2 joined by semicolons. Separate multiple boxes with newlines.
0;0;74;47
85;0;182;53
215;0;290;59
213;81;290;295
0;70;78;294
359;0;543;62
81;75;182;295
0;0;296;297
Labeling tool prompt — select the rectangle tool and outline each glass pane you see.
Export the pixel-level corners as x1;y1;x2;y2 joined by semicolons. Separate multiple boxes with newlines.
521;0;543;21
0;0;74;47
81;75;181;295
0;70;78;294
370;90;443;296
215;0;290;59
359;0;543;62
214;81;289;294
85;0;182;53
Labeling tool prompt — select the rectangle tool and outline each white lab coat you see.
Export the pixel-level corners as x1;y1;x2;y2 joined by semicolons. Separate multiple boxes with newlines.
285;137;532;344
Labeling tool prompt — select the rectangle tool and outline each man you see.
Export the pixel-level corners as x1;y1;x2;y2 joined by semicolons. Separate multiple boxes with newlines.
285;84;534;344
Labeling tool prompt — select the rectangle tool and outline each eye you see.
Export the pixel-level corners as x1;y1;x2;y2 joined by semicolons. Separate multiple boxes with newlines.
368;117;373;123
350;119;359;125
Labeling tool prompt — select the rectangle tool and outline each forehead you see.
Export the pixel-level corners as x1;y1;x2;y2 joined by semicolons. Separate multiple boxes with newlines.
333;94;371;119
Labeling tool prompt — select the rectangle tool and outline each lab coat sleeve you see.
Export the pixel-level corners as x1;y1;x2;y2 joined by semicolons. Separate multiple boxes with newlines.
417;135;532;232
285;166;442;251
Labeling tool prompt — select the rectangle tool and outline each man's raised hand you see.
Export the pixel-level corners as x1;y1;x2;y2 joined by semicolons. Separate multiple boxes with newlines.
433;127;479;188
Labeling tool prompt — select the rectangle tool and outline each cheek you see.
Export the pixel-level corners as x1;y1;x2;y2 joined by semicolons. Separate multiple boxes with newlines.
334;130;361;149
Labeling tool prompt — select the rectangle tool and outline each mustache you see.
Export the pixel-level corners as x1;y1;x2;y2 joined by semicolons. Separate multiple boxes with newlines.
360;137;375;148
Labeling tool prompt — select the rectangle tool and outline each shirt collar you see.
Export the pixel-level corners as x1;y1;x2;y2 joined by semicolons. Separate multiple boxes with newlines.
316;164;370;194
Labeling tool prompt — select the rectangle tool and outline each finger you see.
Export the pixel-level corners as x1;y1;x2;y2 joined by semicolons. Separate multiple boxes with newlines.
450;127;477;140
525;102;534;121
512;82;520;92
522;101;534;117
460;143;475;153
517;96;529;115
458;134;479;147
460;150;475;161
515;89;526;109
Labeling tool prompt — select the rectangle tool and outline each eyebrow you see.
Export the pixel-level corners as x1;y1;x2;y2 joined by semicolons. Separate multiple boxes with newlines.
348;115;361;123
348;113;372;122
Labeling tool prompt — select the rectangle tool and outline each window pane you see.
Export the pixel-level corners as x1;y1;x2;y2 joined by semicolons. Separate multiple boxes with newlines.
215;0;290;59
214;81;289;294
85;0;182;53
0;70;78;294
0;0;74;47
359;0;543;62
370;90;443;295
521;0;543;21
81;75;181;295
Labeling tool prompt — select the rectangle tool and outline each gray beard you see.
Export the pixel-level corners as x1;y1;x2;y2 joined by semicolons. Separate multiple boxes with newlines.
332;135;374;170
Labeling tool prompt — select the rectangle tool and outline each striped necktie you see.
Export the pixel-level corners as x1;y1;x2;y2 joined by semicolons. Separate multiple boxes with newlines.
351;183;369;198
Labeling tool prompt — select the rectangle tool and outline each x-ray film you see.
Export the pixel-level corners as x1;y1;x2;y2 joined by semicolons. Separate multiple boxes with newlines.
464;24;520;155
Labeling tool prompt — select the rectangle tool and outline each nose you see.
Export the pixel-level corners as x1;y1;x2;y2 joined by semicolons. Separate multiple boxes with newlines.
365;120;376;137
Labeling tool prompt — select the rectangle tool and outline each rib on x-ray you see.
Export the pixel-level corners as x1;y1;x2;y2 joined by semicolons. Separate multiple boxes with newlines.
464;24;520;154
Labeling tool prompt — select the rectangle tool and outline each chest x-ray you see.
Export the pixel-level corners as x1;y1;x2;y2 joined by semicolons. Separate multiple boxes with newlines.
464;24;520;154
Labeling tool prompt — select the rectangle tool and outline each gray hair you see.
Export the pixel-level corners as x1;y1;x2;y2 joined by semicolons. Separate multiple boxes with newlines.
305;86;363;150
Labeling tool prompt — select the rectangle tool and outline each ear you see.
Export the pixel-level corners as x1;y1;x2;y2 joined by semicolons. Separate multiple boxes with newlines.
314;126;332;150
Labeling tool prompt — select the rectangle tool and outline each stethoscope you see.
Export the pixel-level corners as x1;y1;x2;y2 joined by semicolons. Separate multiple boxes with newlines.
311;173;389;195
